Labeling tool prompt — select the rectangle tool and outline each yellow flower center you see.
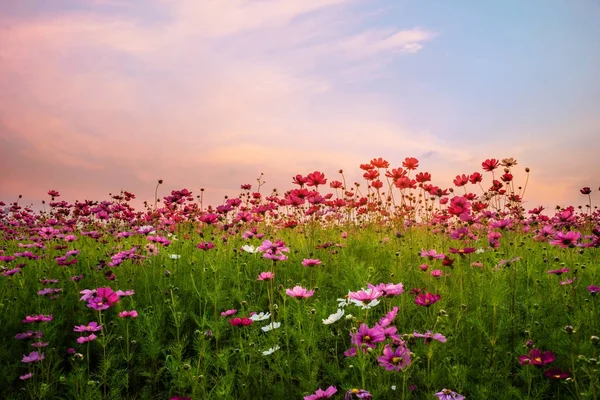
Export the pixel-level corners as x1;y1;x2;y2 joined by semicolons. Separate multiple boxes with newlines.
392;357;401;364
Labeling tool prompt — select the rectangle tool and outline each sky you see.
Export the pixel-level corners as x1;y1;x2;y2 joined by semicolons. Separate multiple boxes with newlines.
1;0;599;212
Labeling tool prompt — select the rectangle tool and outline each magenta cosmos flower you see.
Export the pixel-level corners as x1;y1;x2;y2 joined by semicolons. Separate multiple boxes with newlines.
87;287;120;311
22;314;53;323
77;334;97;344
304;386;337;400
348;288;383;303
229;317;253;326
257;271;275;281
344;389;372;399
377;343;411;371
286;286;314;299
549;231;581;248
518;349;555;366
74;321;102;332
351;324;386;350
435;389;465;400
588;285;600;295
544;368;570;380
414;292;441;307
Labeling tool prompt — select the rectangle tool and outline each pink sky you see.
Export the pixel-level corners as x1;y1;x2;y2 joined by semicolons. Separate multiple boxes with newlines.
1;0;599;212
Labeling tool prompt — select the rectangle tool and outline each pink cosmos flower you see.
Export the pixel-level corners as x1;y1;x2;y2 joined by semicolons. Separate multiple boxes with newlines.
420;249;446;260
413;331;447;344
304;386;337;400
367;282;403;297
286;286;314;299
118;310;139;318
435;389;465;400
378;306;399;327
77;334;97;344
220;309;237;317
257;239;290;261
229;317;253;326
19;373;33;380
87;287;119;311
22;351;44;363
257;271;275;281
350;324;386;351
348;288;383;303
302;258;322;267
430;269;444;278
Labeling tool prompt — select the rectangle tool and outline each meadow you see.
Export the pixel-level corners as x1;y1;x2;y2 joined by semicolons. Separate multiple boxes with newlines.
1;157;598;400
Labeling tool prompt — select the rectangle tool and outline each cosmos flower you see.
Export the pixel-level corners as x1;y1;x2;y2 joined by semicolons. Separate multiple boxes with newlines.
302;258;322;267
257;271;275;281
377;343;411;371
286;286;314;299
435;389;465;400
77;334;97;344
322;309;344;325
420;249;446;260
262;345;280;356
118;310;139;318
73;322;102;332
22;351;44;363
22;314;53;323
413;331;447;345
344;388;372;399
414;293;441;307
249;312;270;322
221;309;238;317
261;322;281;332
304;386;337;400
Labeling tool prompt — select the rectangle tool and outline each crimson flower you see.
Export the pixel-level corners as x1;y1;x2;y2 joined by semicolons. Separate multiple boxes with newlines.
518;349;555;366
229;317;253;326
453;174;469;187
415;172;431;183
482;158;500;172
370;157;390;169
402;157;419;170
544;368;570;380
469;172;483;184
580;187;592;195
292;174;309;187
414;292;441;307
448;247;476;256
306;171;327;187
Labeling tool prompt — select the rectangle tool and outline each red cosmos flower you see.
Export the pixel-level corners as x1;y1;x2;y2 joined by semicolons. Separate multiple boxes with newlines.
370;157;390;169
306;171;327;187
240;184;252;190
292;174;309;187
501;173;513;183
489;180;503;192
469;172;483;184
330;180;343;189
363;169;380;181
580;187;592;195
449;247;476;256
415;172;432;183
453;174;469;187
394;177;417;189
371;180;383;189
482;158;500;172
360;163;375;171
47;190;60;198
385;168;406;180
442;256;455;267
402;157;419;170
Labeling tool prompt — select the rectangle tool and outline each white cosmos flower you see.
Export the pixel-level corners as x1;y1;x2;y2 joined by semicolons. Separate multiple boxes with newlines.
476;248;485;254
337;297;351;308
250;312;270;322
169;254;181;260
241;245;259;254
261;322;281;332
322;309;344;325
349;298;380;309
262;345;280;356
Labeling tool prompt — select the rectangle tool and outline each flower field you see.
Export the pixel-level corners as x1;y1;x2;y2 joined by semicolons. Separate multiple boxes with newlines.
1;157;599;400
